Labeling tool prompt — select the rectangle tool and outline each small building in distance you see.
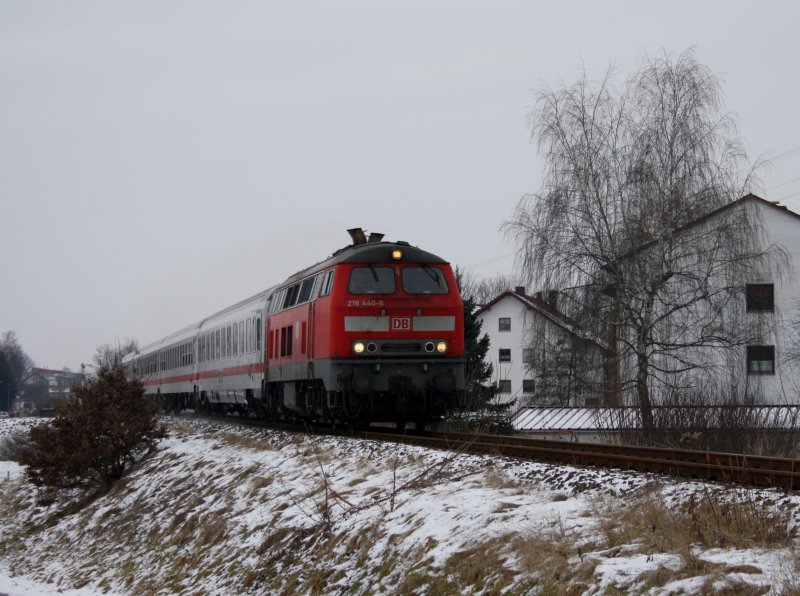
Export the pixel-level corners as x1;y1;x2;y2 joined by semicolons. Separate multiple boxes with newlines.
17;367;84;415
475;288;609;408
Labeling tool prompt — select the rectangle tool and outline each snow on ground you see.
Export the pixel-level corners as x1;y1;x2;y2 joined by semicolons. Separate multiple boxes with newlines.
0;416;799;595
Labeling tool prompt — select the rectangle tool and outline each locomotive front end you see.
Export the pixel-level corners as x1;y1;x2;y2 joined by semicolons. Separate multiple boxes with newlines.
326;242;465;428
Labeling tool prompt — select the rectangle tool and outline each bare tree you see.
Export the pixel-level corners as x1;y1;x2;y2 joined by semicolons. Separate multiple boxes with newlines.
506;50;784;429
93;338;140;369
456;269;525;305
0;330;35;387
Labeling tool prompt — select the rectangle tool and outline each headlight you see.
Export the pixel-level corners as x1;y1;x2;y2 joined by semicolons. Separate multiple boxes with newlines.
436;341;448;354
353;341;366;354
391;249;403;260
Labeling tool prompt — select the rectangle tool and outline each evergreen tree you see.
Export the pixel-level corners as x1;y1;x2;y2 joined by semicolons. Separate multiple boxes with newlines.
0;352;14;412
456;269;496;411
21;363;166;494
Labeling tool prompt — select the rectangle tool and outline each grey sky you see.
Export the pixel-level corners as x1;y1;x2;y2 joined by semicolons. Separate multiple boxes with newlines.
2;1;800;371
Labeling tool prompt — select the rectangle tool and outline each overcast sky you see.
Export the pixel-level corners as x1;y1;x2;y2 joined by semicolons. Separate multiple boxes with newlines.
2;1;800;371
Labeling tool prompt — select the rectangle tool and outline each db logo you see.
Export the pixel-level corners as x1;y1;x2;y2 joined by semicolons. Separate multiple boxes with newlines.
391;317;412;331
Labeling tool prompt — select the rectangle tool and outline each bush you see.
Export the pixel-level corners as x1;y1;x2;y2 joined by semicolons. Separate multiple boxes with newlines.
20;364;166;493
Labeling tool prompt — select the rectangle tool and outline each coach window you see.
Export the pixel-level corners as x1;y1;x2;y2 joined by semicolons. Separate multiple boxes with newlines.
402;266;449;294
256;316;262;352
214;330;219;360
320;270;335;296
234;324;240;356
349;267;395;294
747;345;775;375
746;284;774;312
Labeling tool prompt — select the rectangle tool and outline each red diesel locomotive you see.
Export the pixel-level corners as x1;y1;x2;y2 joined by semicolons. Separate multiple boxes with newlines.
129;229;465;428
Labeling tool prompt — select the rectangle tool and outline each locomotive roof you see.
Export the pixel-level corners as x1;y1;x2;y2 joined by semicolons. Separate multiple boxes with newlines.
280;241;448;286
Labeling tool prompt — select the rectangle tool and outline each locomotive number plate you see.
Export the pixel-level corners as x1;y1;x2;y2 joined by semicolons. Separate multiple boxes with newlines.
390;317;412;331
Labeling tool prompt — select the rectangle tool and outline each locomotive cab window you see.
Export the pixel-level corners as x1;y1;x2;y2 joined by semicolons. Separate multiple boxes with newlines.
348;266;395;294
402;266;449;294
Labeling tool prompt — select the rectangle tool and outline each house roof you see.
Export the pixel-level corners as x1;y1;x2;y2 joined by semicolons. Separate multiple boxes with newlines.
512;405;800;431
617;193;800;260
475;289;610;352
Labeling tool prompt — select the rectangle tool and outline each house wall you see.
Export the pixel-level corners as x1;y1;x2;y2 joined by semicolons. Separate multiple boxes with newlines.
741;201;800;402
476;296;532;406
476;294;607;407
622;199;800;405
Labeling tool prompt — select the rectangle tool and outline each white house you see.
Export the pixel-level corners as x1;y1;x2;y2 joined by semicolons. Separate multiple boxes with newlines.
662;194;800;404
481;194;800;410
474;288;609;408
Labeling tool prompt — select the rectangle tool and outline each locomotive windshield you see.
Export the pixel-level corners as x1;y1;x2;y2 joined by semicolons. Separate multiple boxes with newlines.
402;266;449;294
348;266;395;294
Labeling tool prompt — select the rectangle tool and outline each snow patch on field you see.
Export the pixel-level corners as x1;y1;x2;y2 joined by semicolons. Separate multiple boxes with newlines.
0;416;799;594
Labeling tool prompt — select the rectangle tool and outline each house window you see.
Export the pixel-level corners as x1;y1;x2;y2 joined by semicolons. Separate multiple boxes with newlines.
746;284;774;312
499;349;511;362
523;379;535;393
747;345;775;375
497;380;511;393
499;317;511;332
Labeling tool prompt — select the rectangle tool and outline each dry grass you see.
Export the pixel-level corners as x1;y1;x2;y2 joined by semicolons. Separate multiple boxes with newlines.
247;474;273;496
484;467;521;489
593;486;793;553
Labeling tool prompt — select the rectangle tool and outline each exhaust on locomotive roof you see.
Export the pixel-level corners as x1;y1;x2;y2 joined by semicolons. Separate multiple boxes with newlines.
348;228;367;245
348;228;385;245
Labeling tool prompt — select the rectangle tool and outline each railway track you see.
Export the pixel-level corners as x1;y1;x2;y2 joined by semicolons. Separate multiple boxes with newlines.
188;415;800;491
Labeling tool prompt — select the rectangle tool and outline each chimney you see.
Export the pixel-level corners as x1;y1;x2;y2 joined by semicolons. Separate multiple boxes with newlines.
547;290;558;309
515;286;526;295
534;291;542;301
